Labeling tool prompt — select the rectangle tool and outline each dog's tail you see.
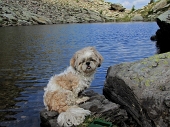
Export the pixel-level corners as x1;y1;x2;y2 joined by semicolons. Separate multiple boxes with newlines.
57;106;91;127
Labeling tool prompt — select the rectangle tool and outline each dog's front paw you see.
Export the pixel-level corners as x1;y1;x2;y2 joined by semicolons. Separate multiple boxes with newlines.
76;96;90;104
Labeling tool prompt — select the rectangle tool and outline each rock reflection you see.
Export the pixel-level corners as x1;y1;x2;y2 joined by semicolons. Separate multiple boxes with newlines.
0;77;23;121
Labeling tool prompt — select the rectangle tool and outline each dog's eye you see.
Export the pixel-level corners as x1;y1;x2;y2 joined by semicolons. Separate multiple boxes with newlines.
90;58;95;61
79;59;85;65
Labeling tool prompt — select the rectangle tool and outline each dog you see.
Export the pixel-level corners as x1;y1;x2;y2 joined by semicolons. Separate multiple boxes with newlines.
43;47;103;127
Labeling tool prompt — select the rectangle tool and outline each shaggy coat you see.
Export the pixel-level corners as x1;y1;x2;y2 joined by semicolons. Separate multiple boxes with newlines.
43;47;103;127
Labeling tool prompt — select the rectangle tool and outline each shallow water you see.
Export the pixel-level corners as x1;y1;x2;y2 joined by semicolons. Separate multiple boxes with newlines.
0;22;158;127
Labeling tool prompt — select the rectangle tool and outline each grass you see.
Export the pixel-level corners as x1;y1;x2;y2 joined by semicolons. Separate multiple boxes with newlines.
77;114;118;127
116;15;131;22
77;115;94;127
167;0;170;4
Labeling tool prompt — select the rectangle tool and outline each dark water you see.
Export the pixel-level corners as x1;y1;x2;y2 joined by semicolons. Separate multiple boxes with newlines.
0;22;158;127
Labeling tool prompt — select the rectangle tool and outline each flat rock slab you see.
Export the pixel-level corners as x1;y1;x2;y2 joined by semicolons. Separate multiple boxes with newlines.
40;90;128;127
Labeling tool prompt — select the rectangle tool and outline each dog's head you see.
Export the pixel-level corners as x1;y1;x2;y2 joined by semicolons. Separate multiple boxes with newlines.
70;47;103;75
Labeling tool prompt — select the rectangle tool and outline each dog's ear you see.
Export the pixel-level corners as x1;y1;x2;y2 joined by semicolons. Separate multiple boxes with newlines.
97;54;103;67
70;54;76;68
91;47;103;67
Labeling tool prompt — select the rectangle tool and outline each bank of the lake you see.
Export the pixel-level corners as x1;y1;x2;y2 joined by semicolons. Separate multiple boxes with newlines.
1;0;170;27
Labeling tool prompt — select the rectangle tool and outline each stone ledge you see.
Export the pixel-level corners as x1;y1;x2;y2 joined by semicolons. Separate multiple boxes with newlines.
40;90;128;127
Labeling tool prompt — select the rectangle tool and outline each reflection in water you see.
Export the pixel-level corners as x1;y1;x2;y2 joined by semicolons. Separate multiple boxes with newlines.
0;78;23;121
0;23;158;127
0;27;24;121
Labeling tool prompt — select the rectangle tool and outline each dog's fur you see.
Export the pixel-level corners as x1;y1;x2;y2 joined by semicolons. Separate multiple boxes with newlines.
43;47;103;127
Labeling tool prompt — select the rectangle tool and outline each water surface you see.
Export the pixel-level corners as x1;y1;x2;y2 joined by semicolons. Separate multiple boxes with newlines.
0;22;158;127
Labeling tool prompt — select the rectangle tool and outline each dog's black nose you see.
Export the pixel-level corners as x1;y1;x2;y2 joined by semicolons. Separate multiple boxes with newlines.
86;62;90;66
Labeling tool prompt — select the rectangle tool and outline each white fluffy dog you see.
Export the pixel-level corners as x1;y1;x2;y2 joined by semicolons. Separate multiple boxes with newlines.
43;47;103;127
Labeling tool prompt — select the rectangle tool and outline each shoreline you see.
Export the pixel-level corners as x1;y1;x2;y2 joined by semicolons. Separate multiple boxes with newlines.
1;0;168;27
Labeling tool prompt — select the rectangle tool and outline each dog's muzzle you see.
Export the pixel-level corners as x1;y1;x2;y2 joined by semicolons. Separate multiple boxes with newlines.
86;62;91;69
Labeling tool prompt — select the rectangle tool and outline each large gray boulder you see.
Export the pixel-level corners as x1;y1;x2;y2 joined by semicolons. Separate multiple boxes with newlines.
131;14;144;21
109;3;125;12
103;52;170;127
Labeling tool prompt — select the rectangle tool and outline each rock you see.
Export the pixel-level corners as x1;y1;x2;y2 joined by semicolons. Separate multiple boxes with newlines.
164;95;170;107
40;109;59;127
2;13;17;21
109;3;125;12
0;0;116;26
131;14;144;21
31;15;50;25
156;10;170;28
103;52;170;127
2;6;11;14
79;90;128;124
40;90;128;127
0;17;3;23
65;16;78;23
150;35;157;41
152;0;167;13
18;19;31;26
87;10;103;22
22;11;32;21
154;10;170;53
104;16;116;22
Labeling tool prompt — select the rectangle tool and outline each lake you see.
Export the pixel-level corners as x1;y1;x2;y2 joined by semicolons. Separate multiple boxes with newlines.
0;22;158;127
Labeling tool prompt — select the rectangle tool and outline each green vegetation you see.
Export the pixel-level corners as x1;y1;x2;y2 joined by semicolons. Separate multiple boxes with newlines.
149;0;155;4
167;0;170;4
77;115;116;127
100;10;103;15
131;5;135;12
77;115;94;127
116;15;131;22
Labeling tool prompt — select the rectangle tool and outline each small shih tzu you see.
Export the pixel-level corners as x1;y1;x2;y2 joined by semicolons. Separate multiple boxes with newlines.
43;47;103;127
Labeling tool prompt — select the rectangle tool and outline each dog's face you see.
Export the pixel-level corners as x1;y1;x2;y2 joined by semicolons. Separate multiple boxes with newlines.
70;47;103;75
